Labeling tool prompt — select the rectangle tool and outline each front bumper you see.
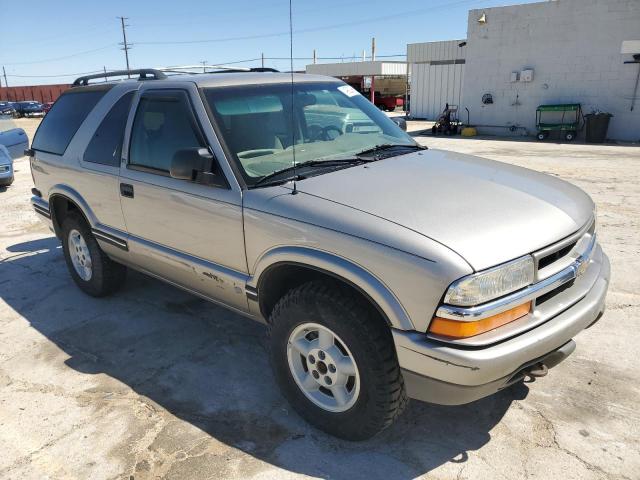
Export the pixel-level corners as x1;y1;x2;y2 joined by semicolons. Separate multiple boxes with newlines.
394;248;610;405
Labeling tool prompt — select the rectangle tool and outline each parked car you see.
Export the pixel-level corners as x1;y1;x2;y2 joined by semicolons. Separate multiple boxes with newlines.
13;101;45;117
0;144;14;187
28;69;609;440
0;101;16;116
0;127;29;160
42;102;55;114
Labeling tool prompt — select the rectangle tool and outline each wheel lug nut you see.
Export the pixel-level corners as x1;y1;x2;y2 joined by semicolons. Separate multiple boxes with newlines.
318;351;326;360
308;354;315;364
312;370;319;379
324;376;332;385
329;364;336;373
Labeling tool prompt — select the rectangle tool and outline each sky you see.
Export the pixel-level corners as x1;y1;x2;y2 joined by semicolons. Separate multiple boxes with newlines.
0;0;539;86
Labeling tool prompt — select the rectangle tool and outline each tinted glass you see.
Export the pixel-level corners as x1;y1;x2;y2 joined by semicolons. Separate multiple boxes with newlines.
129;91;204;172
84;92;134;166
32;90;106;155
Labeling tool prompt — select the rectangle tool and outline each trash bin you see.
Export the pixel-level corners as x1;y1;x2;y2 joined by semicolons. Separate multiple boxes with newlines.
585;113;612;143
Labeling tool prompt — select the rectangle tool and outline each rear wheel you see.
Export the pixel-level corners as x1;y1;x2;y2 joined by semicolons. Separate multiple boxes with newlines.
268;281;407;440
564;131;576;141
61;212;126;297
537;131;547;141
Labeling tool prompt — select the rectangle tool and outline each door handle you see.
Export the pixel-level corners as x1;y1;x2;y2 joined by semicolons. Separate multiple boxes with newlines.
120;183;134;198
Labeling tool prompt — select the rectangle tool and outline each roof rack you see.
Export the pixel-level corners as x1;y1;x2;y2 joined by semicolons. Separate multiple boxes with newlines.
157;65;279;75
72;69;167;87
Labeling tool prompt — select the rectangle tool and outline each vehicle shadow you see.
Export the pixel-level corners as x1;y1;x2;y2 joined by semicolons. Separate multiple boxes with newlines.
1;236;529;479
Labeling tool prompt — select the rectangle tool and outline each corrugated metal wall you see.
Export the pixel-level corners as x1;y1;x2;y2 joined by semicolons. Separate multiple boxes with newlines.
411;62;465;119
408;39;466;63
408;40;466;119
0;84;70;103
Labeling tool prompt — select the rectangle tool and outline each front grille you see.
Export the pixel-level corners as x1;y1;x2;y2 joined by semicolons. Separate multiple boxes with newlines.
535;278;576;306
538;241;577;270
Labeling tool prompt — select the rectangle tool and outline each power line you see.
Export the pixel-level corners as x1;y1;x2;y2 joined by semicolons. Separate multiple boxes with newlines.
2;52;406;81
6;70;109;78
2;44;117;66
133;0;478;46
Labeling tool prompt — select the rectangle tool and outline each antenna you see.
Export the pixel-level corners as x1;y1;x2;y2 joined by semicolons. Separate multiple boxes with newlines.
289;0;298;194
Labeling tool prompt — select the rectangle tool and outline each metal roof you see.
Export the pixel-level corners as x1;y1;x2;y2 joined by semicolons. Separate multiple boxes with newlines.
305;61;407;77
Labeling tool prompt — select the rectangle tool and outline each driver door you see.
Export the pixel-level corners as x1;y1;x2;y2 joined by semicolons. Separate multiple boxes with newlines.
118;85;249;312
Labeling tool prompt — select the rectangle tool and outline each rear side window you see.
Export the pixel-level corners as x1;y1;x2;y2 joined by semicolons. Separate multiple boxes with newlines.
32;90;107;155
84;92;134;166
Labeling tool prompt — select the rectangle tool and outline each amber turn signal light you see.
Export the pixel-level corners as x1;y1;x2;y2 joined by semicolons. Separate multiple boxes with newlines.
429;301;532;339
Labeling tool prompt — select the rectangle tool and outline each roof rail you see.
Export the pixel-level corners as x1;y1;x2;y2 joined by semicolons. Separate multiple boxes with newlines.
157;65;280;75
72;69;167;87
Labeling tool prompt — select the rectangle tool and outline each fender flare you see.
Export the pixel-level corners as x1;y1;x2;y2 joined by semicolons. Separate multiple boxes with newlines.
48;184;98;234
250;246;414;330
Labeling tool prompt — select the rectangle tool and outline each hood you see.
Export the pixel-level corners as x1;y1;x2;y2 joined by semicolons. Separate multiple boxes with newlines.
293;149;594;271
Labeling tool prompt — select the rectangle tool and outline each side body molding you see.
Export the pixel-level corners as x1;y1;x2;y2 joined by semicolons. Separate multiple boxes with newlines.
248;246;414;330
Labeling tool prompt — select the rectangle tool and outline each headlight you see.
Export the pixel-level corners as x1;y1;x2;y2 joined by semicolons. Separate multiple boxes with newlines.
0;165;10;173
444;255;535;306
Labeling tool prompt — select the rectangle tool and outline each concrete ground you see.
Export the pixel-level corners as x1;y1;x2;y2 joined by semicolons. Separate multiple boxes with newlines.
1;118;639;480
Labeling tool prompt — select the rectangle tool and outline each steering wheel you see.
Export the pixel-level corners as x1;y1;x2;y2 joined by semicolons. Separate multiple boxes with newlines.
320;125;343;141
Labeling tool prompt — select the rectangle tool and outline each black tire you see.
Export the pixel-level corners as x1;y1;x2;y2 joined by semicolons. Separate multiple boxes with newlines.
268;281;408;440
565;131;575;141
61;212;126;297
537;131;546;141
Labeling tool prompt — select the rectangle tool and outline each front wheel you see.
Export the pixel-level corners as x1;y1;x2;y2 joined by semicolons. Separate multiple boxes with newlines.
61;212;127;297
268;281;407;440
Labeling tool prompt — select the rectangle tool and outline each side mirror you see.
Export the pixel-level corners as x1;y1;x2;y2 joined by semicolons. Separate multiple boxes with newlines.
391;117;407;131
170;148;213;181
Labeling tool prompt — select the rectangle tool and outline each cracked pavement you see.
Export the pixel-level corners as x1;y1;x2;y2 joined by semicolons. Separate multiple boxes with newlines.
0;118;639;479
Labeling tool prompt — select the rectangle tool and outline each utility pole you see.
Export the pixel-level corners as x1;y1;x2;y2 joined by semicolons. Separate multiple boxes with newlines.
312;49;317;64
2;66;8;88
370;38;376;103
200;61;207;73
118;16;131;78
261;53;265;68
362;50;366;62
103;66;108;82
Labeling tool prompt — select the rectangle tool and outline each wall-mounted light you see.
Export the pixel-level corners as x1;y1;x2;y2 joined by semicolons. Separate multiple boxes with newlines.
478;12;487;24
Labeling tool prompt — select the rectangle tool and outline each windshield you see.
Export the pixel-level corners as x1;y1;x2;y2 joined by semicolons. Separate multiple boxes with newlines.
203;82;416;186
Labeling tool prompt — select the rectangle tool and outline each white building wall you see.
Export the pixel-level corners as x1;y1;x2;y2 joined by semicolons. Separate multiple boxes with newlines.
461;0;640;141
408;40;467;119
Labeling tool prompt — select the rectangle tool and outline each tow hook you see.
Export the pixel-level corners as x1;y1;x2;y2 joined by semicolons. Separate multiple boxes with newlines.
525;362;548;381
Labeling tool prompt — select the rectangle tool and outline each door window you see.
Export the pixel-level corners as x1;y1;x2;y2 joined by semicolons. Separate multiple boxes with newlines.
84;91;134;166
129;91;206;173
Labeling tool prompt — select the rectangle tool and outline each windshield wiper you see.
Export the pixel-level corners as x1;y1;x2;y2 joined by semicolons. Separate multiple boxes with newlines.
354;143;427;159
252;158;370;188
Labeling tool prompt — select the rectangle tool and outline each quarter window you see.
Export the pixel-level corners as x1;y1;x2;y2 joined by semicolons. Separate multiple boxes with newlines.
32;89;107;155
84;92;134;166
129;91;205;172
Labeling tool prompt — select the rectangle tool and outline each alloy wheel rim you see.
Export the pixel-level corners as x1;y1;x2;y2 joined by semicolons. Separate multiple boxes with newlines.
68;229;92;281
287;322;360;413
